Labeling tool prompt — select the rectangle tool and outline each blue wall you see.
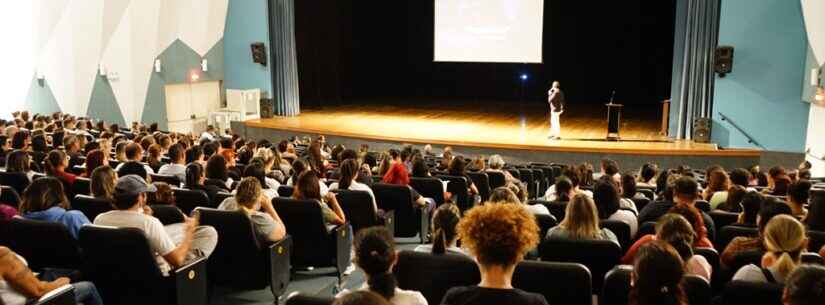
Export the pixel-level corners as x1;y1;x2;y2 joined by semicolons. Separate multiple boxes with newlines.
224;0;273;94
712;0;809;152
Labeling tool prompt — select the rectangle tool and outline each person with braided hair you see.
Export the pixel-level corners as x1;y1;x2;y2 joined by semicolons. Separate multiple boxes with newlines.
341;227;427;305
629;241;689;305
415;204;467;257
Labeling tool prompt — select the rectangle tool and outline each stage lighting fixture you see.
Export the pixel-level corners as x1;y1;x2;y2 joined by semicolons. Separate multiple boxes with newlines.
190;71;200;82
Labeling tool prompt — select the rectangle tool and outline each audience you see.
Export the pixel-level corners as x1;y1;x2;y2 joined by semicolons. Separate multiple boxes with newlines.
593;179;638;237
383;163;431;210
330;159;377;212
637;163;658;187
343;227;428;305
732;215;807;284
734;191;764;226
4;150;36;181
806;190;825;231
205;154;233;191
83;149;107;178
629;241;689;305
783;265;825;305
702;169;729;201
158;143;186;182
43;149;77;188
638;176;716;240
293;171;346;225
415;204;466;256
721;198;793;269
543;166;591;201
786;180;811;219
545;194;619;245
94;175;218;274
19;177;90;239
441;204;546;305
0;246;104;305
218;177;286;243
115;142;154;174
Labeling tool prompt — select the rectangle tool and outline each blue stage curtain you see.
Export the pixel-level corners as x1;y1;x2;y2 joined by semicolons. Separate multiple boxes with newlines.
669;0;721;140
269;0;301;116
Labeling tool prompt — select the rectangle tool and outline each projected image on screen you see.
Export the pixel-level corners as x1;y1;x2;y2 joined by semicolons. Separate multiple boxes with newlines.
435;0;544;63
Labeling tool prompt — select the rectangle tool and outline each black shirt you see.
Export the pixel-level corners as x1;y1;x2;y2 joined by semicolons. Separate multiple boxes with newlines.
441;286;548;305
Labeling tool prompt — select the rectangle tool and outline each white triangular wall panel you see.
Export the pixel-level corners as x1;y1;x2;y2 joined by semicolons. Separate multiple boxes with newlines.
802;0;825;66
127;0;162;122
177;0;228;56
1;2;37;110
31;0;69;58
100;0;131;56
38;9;75;115
102;6;136;123
155;0;180;57
68;0;105;115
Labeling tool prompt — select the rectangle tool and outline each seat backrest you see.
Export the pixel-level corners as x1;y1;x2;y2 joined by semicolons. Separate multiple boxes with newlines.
333;189;379;233
7;218;82;270
535;214;557;238
808;230;825;253
709;210;740;233
635;221;656;241
717;225;759;253
695;200;711;212
539;238;622;292
78;225;166;303
278;185;294;197
272;197;333;267
285;295;334;305
0;171;30;195
631;197;650;212
151;205;185;225
372;183;419;238
173;188;211;215
529;200;567;221
600;219;631;251
467;172;491;202
71;195;113;221
150;174;181;187
602;266;711;305
409;177;445;205
394;251;593;305
438;175;471;212
197;208;267;288
71;177;91;196
637;188;655;201
486;171;506;189
531;168;546;197
719;280;783;305
0;186;22;208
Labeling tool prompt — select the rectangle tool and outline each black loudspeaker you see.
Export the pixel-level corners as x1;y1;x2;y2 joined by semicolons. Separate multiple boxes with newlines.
715;46;734;77
250;42;267;66
260;98;274;118
693;118;711;143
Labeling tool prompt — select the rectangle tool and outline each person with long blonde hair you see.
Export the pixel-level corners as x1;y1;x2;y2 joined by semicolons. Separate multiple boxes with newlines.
545;193;618;245
733;215;808;283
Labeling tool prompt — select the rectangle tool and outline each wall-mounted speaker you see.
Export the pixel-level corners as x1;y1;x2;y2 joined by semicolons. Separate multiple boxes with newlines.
693;118;711;143
715;46;734;77
251;42;267;66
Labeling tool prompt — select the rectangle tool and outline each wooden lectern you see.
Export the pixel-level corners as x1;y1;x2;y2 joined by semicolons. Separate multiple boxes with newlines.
606;103;623;141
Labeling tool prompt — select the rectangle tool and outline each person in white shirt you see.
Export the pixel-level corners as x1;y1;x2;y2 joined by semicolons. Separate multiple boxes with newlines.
593;179;638;237
157;143;186;183
200;125;217;142
114;142;155;175
93;175;217;275
340;227;428;305
329;159;377;212
543;167;593;202
415;204;468;257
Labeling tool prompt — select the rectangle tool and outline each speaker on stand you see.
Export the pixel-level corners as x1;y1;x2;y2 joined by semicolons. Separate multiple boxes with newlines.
693;118;711;143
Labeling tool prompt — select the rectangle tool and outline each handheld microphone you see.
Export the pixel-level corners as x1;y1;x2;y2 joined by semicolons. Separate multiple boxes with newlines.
609;90;616;104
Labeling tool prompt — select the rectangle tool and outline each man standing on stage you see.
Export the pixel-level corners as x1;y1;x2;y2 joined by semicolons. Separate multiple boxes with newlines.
548;81;565;140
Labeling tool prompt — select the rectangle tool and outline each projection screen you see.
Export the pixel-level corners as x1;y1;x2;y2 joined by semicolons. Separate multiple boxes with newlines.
434;0;544;63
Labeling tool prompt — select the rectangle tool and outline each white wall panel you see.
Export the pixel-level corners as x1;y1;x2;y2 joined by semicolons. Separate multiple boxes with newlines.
68;0;105;115
38;10;76;115
102;7;135;123
802;0;825;66
100;0;131;57
127;0;162;122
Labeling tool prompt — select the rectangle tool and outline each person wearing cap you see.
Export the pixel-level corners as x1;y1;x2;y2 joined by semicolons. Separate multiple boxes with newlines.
93;175;218;275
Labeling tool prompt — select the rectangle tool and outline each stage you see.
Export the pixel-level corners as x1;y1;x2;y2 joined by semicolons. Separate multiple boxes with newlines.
236;101;776;170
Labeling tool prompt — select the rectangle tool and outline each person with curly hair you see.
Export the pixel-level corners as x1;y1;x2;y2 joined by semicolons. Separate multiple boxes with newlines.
441;204;547;305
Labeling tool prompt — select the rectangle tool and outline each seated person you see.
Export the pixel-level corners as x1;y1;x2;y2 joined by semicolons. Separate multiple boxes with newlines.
721;199;792;269
4;150;36;181
710;168;753;209
414;203;467;256
489;186;551;216
383;163;432;211
287;158;329;196
338;227;427;305
786;180;811;220
184;162;222;205
733;191;763;227
293;171;346;226
205;154;233;191
218;177;286;243
593;180;638;237
114;142;155;174
242;163;279;200
94;175;218;275
543;166;592;201
629;241;689;305
545;194;619;245
621;214;712;281
0;246;103;305
732;215;808;284
0;186;17;222
441;204;547;305
783;265;825;305
19;177;90;239
715;185;748;212
329;159;377;212
807;190;825;232
638;176;716;241
157;143;187;183
43;150;77;188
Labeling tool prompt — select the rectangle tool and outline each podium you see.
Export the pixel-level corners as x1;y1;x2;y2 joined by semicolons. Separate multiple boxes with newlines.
606;103;623;141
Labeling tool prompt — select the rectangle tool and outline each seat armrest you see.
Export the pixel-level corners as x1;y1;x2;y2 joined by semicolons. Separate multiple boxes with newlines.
332;223;352;281
172;256;208;305
268;235;293;299
381;210;395;237
418;207;430;244
32;284;75;305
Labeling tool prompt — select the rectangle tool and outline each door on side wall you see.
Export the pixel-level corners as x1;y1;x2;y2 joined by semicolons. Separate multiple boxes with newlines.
164;81;221;134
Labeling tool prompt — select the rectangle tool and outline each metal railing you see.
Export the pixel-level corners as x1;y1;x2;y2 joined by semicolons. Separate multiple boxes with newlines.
717;112;764;149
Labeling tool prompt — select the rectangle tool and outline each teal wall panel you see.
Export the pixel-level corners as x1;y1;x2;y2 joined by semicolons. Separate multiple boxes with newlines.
712;0;809;152
142;70;168;131
24;76;61;115
224;0;272;94
87;75;126;125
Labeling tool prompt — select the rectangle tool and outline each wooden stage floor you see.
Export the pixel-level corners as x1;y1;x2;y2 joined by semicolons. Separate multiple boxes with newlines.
244;103;759;156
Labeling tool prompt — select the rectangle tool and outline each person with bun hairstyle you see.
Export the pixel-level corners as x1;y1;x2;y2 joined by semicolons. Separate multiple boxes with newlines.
629;241;689;305
341;227;427;305
441;204;547;305
414;204;466;256
733;215;808;284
